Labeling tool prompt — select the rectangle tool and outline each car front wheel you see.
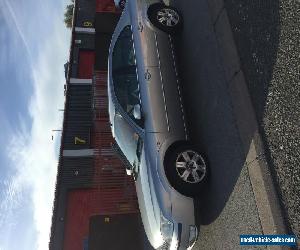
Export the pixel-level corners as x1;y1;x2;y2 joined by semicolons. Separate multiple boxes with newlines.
148;4;182;34
165;145;208;197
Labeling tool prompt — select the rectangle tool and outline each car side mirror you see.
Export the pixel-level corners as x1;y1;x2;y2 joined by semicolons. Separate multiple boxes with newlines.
126;167;133;176
133;104;141;120
125;163;133;175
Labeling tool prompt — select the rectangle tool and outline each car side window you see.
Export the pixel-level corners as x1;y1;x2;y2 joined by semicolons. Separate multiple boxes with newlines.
112;26;136;71
113;67;140;115
112;26;143;126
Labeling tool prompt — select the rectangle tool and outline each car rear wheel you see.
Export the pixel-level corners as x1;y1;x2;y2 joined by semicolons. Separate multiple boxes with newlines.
165;145;208;197
148;4;182;34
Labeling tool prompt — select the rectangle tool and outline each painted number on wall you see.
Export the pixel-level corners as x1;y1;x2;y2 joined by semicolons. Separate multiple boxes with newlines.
74;136;86;145
83;21;93;27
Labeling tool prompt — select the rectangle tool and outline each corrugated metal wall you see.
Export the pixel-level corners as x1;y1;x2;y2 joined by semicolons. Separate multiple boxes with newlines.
78;50;95;78
63;186;138;250
95;12;120;33
94;33;112;70
49;186;67;250
92;70;138;213
50;2;140;250
61;157;94;189
95;0;117;12
63;85;93;149
94;12;120;70
63;189;101;250
76;0;96;27
75;33;95;50
88;214;146;250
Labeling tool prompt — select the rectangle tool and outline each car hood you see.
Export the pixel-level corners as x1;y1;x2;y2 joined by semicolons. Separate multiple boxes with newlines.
135;148;165;249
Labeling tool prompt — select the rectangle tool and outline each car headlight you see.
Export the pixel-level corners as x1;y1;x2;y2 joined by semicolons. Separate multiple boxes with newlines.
160;212;174;243
187;225;198;249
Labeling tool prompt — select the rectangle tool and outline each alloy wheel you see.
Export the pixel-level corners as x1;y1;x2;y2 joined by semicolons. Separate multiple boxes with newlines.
156;8;180;27
175;150;206;184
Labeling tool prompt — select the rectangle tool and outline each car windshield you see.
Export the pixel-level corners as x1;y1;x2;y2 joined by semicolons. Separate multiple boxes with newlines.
114;112;142;167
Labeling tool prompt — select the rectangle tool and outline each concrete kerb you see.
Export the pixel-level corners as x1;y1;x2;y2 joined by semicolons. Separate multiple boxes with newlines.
206;0;290;249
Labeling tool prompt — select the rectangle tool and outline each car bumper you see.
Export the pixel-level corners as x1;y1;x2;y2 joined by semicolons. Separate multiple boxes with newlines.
168;222;198;250
167;191;198;250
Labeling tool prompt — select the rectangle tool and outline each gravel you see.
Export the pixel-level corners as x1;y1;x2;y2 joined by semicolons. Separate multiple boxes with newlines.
224;0;300;238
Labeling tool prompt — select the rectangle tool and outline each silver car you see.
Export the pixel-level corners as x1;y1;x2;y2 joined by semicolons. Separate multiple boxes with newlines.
107;1;208;249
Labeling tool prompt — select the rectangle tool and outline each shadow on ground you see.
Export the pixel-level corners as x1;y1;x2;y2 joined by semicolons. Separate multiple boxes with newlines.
170;0;280;226
224;0;280;123
225;0;296;238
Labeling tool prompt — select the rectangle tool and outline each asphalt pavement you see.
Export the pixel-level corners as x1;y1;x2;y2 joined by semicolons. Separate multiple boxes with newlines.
142;0;298;248
168;0;290;249
223;0;300;240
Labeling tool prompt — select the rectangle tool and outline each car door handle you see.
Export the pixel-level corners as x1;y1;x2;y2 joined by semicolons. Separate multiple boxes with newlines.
144;69;151;80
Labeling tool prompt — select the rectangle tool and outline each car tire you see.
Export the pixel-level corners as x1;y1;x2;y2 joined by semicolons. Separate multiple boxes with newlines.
148;4;182;34
165;144;208;197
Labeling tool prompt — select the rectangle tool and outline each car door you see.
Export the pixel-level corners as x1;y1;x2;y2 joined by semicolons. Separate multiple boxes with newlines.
112;21;169;133
127;6;169;133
